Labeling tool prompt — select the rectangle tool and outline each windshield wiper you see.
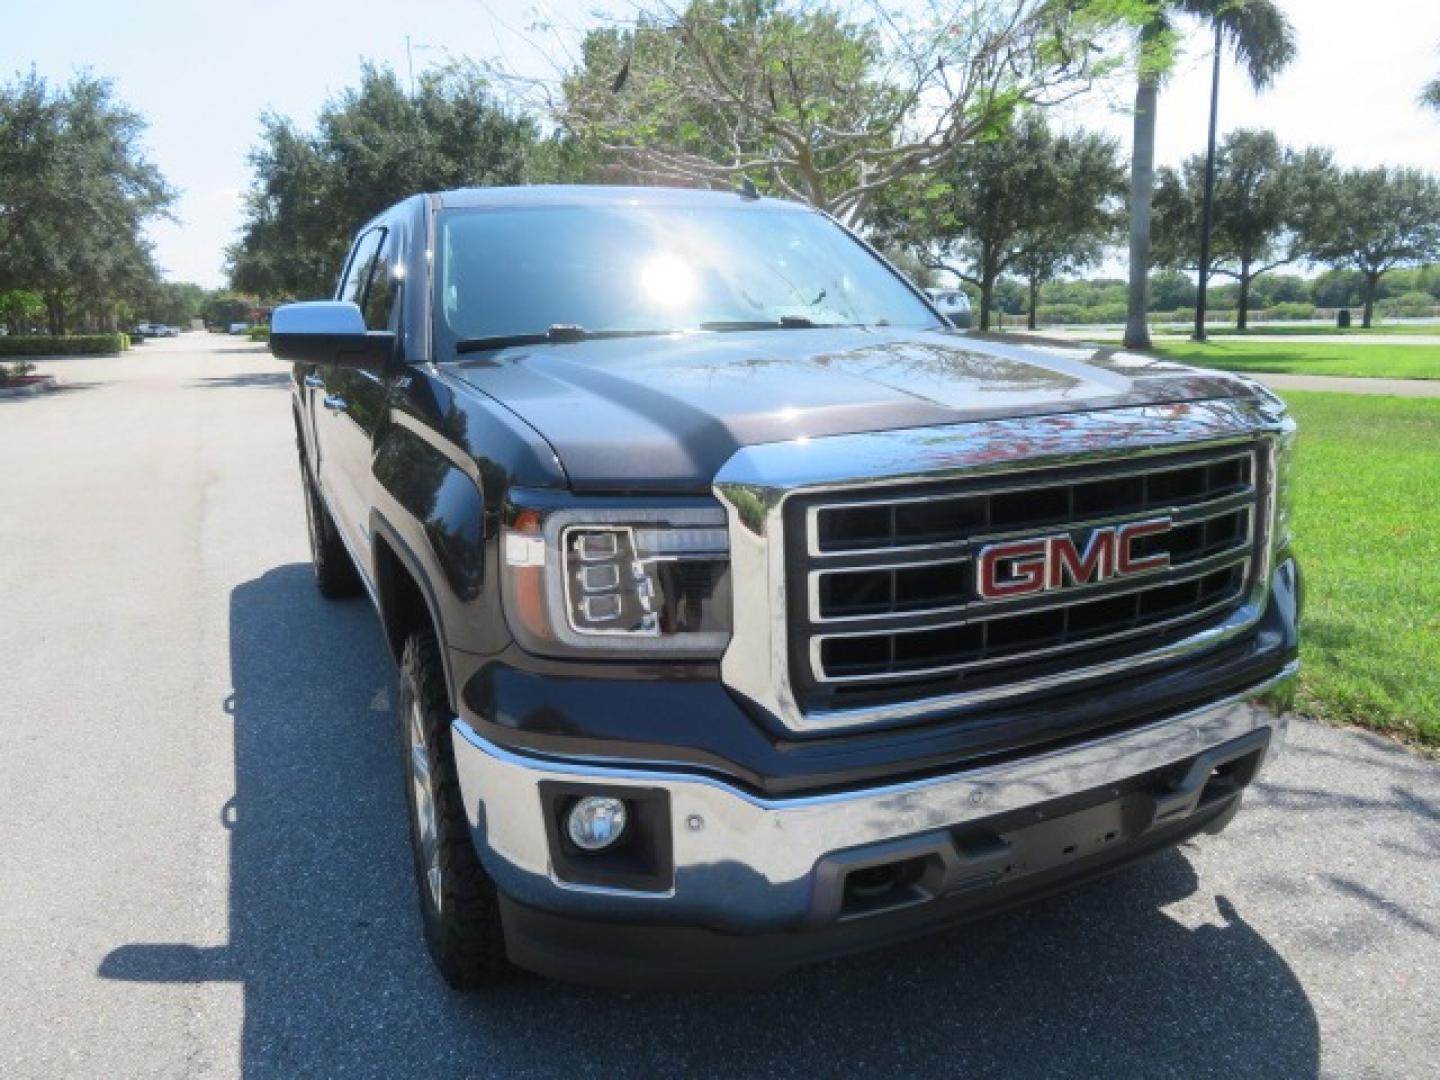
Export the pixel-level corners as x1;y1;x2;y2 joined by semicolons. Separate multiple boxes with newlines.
455;325;672;354
698;315;847;332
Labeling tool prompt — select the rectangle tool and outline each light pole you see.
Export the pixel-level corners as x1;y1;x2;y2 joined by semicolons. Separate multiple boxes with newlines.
1193;21;1223;343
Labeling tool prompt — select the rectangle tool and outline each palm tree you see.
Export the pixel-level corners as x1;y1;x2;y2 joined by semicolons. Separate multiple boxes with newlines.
1123;1;1296;349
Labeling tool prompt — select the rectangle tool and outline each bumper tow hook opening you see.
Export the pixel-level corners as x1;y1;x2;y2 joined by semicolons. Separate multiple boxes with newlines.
840;855;932;918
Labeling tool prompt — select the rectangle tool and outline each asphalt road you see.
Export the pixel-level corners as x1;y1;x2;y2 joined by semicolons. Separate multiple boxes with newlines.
2;335;1437;1079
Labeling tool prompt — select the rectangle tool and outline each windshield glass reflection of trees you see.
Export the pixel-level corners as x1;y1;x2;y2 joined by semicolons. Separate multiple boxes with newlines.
436;204;939;350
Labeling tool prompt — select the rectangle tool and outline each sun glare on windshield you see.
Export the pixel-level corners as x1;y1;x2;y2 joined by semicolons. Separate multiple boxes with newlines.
637;252;697;308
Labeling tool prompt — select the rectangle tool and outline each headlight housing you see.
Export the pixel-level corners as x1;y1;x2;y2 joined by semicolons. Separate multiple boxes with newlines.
501;492;732;659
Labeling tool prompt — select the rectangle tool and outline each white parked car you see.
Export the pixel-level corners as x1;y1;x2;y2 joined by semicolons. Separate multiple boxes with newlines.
134;322;180;338
229;322;251;335
925;288;973;329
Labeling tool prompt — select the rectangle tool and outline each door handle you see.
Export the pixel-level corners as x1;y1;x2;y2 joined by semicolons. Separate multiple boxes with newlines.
323;394;348;412
303;374;325;389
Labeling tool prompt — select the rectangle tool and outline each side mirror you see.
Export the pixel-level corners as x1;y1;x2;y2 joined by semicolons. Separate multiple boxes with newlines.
269;301;394;367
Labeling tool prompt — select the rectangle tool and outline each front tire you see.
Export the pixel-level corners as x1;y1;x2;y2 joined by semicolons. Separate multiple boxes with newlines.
398;629;511;988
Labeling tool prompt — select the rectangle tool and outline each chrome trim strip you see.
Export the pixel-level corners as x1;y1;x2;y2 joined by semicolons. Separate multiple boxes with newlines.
965;489;1253;547
713;398;1290;734
811;573;1249;685
451;662;1296;925
806;447;1255;558
809;505;1253;625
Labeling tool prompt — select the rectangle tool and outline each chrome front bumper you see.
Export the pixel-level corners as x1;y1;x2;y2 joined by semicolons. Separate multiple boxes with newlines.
452;662;1295;933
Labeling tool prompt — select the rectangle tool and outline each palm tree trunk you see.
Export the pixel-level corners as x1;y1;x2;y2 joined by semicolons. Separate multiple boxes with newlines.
1124;72;1159;350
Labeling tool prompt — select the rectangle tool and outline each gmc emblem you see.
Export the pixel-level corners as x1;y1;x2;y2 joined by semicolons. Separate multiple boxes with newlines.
976;519;1173;601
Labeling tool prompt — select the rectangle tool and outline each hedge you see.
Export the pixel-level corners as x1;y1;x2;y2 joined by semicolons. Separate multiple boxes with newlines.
247;325;270;342
0;333;129;356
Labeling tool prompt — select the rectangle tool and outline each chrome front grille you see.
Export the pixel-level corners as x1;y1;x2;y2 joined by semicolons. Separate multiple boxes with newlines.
787;445;1262;707
713;399;1290;735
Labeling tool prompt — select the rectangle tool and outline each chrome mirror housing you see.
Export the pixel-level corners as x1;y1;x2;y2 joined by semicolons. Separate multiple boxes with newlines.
269;301;393;367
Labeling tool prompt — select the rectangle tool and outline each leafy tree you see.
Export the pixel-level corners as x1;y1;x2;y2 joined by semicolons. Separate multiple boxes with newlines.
1122;1;1295;348
201;292;258;329
229;62;542;298
0;289;44;334
555;0;1136;224
0;71;174;334
1151;129;1332;329
873;115;1124;330
1301;167;1440;328
877;246;940;290
1011;130;1126;328
1148;269;1196;310
143;281;210;327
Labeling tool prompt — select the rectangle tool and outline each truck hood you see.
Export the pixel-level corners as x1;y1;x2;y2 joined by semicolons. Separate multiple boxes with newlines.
446;327;1260;492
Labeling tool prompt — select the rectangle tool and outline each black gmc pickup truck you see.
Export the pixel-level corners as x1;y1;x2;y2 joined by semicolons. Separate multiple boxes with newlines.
273;185;1300;988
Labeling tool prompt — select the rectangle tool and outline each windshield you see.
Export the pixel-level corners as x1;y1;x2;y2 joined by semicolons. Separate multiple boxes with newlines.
434;202;939;352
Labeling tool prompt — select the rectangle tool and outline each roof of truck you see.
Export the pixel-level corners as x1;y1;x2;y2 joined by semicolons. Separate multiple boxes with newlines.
433;184;805;212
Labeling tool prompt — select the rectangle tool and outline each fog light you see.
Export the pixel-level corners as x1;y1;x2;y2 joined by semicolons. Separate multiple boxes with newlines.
566;796;628;851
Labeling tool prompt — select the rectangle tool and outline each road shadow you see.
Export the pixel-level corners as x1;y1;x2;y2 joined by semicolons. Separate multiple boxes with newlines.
100;563;1321;1078
190;372;290;390
0;381;100;403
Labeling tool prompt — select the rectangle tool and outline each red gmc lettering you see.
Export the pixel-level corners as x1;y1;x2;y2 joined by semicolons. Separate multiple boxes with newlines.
1047;531;1114;588
978;518;1173;600
1116;519;1173;575
976;539;1049;599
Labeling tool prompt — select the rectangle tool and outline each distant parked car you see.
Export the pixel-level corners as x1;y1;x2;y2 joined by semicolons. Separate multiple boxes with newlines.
134;322;180;338
229;322;251;335
925;288;973;329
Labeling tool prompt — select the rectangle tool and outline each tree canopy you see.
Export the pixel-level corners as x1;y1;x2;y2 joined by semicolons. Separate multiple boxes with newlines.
1151;128;1332;328
872;114;1124;329
555;0;1135;224
228;62;551;299
0;70;175;334
1299;166;1440;327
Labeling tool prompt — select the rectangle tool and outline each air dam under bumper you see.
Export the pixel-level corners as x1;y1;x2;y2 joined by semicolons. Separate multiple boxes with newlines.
452;662;1295;984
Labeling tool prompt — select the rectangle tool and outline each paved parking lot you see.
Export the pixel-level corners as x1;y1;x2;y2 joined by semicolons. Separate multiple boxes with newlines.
1;335;1437;1078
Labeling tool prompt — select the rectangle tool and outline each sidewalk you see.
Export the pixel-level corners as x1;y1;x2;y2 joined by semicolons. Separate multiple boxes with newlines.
1248;372;1440;397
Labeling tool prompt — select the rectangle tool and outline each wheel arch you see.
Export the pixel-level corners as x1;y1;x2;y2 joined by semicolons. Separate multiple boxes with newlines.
371;517;457;712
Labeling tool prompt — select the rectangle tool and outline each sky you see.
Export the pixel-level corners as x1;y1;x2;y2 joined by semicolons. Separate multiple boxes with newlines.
4;0;1439;290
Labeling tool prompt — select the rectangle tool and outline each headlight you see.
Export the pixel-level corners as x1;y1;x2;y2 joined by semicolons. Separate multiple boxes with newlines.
500;493;732;658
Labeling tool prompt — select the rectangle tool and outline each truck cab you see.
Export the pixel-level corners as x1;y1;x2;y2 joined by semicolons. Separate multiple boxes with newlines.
274;186;1299;988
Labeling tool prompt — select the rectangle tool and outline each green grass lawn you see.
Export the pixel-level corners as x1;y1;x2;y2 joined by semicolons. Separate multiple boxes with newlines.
1283;392;1440;745
1150;340;1440;380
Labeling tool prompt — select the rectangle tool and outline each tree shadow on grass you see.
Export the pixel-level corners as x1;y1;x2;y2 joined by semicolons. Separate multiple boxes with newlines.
100;563;1321;1078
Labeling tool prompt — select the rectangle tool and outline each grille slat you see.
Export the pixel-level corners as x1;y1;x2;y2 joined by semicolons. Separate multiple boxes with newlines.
807;450;1255;558
790;445;1263;705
